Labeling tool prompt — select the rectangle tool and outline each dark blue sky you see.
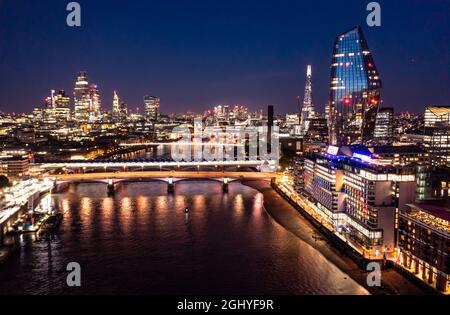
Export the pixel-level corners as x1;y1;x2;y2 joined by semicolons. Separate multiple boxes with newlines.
0;0;449;115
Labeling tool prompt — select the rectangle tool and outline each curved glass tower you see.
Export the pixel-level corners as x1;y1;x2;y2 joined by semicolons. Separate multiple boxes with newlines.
328;26;382;146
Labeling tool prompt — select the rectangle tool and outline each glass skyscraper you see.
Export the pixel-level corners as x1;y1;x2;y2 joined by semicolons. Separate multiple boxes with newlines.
144;95;160;122
424;106;450;166
328;26;382;146
374;107;394;145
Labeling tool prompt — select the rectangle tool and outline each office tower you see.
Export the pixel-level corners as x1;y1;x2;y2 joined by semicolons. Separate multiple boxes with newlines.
299;65;315;136
89;83;101;120
54;90;71;123
43;90;57;123
267;105;274;154
328;26;382;146
374;107;394;145
424;106;450;166
144;95;160;122
74;71;91;123
119;102;128;120
112;91;120;118
305;117;328;143
32;108;44;124
73;71;101;123
44;89;57;109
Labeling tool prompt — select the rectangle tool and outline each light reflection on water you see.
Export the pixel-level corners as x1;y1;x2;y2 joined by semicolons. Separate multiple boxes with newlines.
0;181;368;295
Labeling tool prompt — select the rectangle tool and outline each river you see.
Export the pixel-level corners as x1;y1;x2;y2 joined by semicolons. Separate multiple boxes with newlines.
0;181;368;295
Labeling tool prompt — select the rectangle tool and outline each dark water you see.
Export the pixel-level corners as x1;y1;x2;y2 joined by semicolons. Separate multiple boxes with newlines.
0;182;368;295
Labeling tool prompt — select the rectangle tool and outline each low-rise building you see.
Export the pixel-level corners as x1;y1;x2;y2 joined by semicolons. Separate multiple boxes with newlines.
0;155;30;178
398;203;450;293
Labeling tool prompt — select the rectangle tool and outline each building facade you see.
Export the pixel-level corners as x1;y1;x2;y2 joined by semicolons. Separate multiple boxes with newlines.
300;145;417;253
299;65;315;136
328;26;382;146
424;106;450;166
74;71;91;123
0;155;30;178
144;95;160;122
74;72;101;123
112;91;120;118
374;107;394;145
54;90;71;123
398;203;450;293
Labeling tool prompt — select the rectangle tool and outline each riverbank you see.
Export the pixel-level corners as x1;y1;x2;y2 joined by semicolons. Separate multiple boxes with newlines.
242;179;430;295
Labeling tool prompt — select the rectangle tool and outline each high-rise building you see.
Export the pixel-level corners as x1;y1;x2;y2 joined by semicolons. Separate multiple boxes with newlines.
89;83;101;120
74;72;101;123
267;105;274;154
112;91;120;118
305;117;328;143
119;102;128;120
144;95;160;122
328;26;382;146
374;107;394;145
74;71;91;123
54;90;71;123
424;106;450;166
299;65;315;136
43;90;57;123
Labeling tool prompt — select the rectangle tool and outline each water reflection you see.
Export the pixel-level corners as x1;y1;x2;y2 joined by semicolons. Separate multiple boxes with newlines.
0;181;368;295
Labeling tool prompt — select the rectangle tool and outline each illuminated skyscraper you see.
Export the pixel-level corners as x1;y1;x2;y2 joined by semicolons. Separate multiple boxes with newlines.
119;102;128;120
299;65;315;136
424;106;450;166
112;91;120;117
74;71;91;123
54;90;71;123
374;107;394;145
43;89;57;123
328;26;382;146
74;71;101;123
144;95;160;122
89;83;101;120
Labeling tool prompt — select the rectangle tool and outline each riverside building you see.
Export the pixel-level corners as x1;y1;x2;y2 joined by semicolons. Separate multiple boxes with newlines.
300;145;417;255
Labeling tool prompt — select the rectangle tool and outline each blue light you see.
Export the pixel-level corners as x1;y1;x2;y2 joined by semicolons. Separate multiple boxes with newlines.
352;153;372;163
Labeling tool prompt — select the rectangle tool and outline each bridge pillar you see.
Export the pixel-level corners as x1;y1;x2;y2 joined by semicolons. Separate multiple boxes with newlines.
167;177;174;193
107;179;115;196
223;178;229;193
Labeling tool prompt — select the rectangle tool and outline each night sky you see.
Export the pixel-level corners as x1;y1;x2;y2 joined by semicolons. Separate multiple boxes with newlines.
0;0;449;115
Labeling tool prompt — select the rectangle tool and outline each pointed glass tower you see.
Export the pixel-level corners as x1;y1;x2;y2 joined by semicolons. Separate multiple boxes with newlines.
299;65;315;136
328;26;382;146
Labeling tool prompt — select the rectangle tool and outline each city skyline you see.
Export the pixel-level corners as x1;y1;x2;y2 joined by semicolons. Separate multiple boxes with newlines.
0;1;449;299
0;0;449;115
